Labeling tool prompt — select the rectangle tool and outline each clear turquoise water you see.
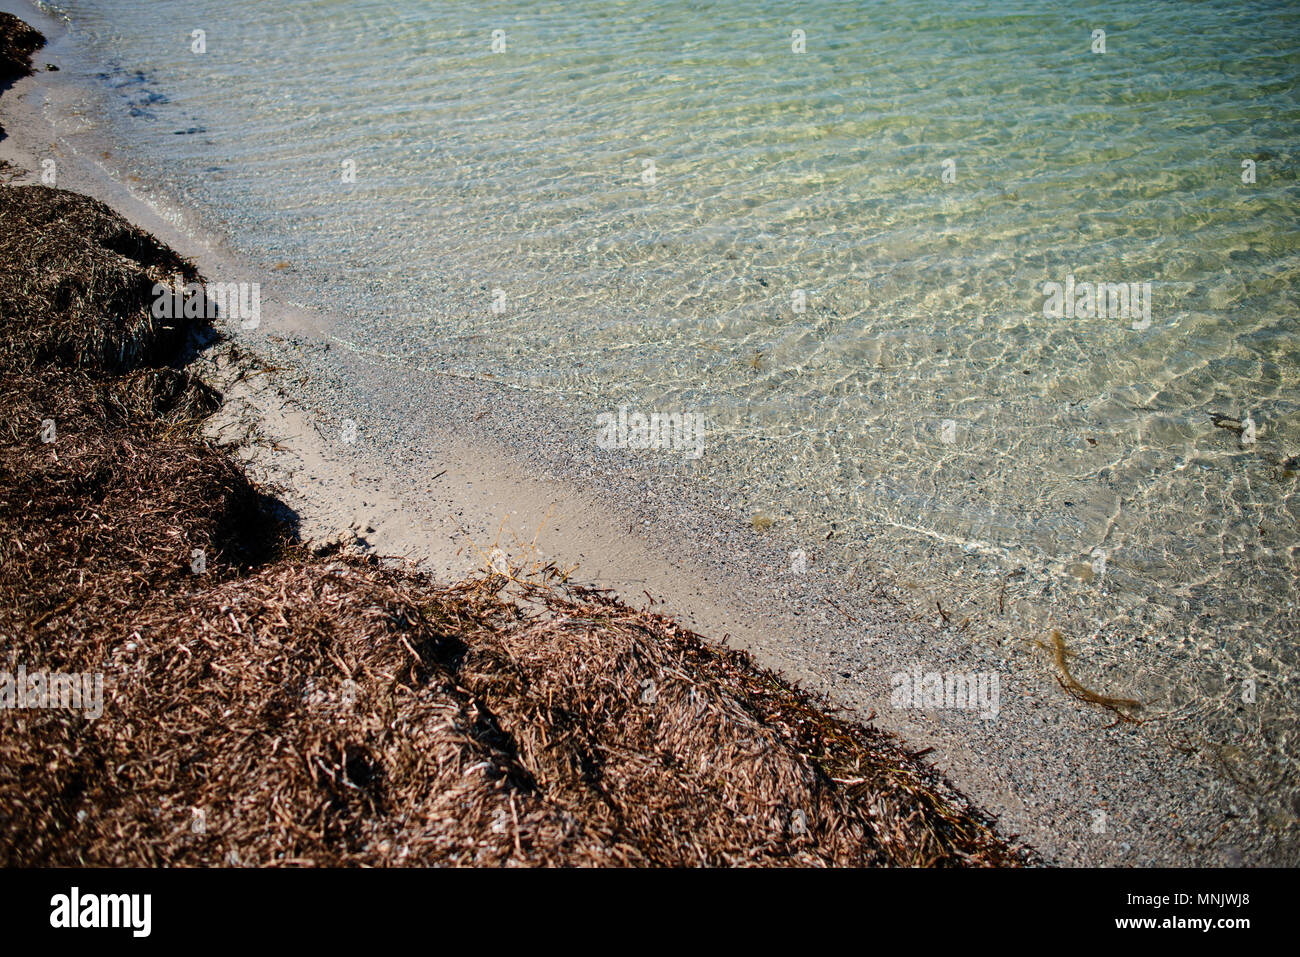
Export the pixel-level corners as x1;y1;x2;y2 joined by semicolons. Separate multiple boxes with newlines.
47;0;1300;795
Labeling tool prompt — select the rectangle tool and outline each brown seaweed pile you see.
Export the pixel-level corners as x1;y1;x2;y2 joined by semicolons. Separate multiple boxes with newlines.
0;12;43;89
0;11;43;141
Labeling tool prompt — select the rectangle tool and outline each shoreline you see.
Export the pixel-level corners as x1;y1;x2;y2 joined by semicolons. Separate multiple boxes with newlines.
1;2;1291;866
0;7;1032;868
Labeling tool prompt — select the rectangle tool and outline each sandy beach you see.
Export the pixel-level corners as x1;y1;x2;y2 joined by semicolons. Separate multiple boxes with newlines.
1;0;1294;867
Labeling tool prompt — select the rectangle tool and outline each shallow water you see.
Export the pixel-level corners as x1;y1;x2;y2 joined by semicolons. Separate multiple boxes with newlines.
44;0;1300;798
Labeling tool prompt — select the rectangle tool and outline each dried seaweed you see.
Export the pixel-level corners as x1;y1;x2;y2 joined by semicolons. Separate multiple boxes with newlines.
0;169;1034;867
0;12;43;89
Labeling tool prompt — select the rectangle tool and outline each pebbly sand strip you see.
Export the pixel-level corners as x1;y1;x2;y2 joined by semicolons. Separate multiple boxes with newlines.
1;0;1289;866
